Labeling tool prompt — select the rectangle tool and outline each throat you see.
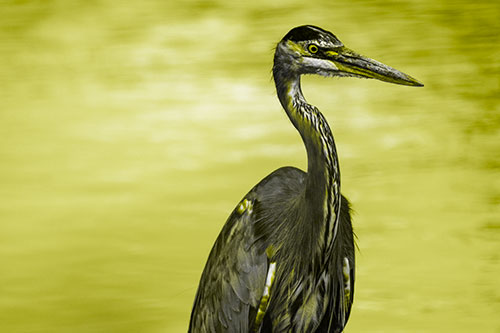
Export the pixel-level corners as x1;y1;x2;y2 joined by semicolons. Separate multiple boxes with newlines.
273;66;342;251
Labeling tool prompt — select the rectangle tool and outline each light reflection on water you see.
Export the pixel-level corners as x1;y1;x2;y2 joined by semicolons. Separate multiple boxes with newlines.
0;1;499;332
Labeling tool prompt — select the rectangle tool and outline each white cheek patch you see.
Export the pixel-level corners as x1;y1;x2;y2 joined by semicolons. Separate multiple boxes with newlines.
301;57;338;72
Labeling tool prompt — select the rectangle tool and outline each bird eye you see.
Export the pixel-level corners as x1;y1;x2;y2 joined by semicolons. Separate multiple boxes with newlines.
308;44;319;54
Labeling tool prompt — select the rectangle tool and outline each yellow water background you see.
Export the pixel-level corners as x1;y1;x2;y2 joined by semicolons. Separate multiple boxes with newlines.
1;1;499;332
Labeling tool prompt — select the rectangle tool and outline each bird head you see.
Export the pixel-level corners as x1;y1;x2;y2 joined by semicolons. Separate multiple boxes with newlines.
274;25;423;87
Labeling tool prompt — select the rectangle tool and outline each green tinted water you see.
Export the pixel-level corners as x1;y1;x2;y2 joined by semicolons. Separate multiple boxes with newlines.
0;1;498;332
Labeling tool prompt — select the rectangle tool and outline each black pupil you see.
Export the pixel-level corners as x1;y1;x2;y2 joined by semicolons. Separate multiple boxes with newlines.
310;45;317;52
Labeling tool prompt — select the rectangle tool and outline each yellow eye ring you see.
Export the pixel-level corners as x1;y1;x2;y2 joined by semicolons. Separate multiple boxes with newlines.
308;44;318;53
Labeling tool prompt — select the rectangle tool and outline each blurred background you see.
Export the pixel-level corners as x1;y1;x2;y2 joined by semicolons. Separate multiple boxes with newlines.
1;0;499;332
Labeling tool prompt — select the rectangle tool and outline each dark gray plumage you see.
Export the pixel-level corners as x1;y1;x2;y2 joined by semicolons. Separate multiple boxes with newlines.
189;25;422;333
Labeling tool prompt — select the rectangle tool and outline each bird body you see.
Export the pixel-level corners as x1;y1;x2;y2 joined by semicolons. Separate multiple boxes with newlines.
189;25;422;332
190;166;354;332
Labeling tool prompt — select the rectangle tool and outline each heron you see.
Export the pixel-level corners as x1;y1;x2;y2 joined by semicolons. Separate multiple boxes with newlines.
189;25;423;332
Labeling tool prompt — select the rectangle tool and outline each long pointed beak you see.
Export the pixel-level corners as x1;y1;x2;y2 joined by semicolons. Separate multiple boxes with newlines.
326;47;424;87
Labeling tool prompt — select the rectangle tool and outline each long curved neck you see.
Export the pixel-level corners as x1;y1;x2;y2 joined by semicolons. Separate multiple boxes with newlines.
273;63;341;251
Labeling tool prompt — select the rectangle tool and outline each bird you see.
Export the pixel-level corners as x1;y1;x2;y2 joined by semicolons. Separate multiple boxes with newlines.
189;25;423;333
